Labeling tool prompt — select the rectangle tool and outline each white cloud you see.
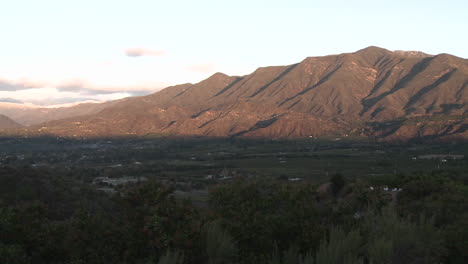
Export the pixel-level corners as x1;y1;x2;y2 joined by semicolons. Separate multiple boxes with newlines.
0;88;134;106
0;78;167;106
125;48;166;57
55;81;166;96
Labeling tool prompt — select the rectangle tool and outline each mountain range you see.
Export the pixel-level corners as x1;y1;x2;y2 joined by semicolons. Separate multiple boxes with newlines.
2;46;467;141
0;101;122;126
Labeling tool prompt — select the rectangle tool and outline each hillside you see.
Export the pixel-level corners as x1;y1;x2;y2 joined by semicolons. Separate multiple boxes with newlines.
0;100;124;126
18;46;468;140
0;114;23;130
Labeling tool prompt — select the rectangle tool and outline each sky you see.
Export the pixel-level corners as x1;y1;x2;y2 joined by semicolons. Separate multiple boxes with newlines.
0;0;467;106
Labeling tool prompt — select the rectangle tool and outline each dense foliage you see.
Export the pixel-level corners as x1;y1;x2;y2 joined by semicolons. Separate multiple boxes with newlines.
0;164;467;264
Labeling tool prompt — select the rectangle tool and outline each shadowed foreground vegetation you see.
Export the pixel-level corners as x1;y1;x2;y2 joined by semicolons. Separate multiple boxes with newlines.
1;167;467;264
0;138;467;263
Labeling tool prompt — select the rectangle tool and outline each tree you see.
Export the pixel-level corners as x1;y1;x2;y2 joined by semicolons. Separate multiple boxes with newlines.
118;181;202;263
156;250;184;264
311;227;363;264
203;220;237;264
209;179;324;263
363;207;444;264
330;173;345;197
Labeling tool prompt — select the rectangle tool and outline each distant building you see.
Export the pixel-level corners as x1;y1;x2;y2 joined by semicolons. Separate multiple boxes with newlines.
418;154;464;160
288;178;303;182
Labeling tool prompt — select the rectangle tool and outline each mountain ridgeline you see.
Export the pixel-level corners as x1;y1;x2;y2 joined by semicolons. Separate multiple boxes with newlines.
15;47;468;140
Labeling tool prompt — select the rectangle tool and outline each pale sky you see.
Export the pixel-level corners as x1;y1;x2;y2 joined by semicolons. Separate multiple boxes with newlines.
1;0;467;105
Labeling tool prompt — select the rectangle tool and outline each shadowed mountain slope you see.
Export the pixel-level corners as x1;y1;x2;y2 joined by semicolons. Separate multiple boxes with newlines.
0;114;23;129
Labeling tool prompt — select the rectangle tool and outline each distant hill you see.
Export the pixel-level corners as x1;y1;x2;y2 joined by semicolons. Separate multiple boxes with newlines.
0;114;23;130
15;46;468;141
0;100;122;126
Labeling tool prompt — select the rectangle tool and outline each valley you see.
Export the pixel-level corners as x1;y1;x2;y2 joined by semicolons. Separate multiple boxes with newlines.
1;136;466;196
1;136;467;263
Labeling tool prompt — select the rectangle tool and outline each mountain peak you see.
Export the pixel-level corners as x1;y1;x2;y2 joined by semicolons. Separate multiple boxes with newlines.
352;46;393;65
197;72;234;87
209;72;230;79
355;46;392;55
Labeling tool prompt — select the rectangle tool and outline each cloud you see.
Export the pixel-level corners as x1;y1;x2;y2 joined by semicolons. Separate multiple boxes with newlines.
0;98;24;104
56;82;158;96
57;83;117;95
27;97;100;106
189;63;216;73
0;87;134;106
0;77;166;106
1;78;163;96
0;79;42;91
125;48;166;57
